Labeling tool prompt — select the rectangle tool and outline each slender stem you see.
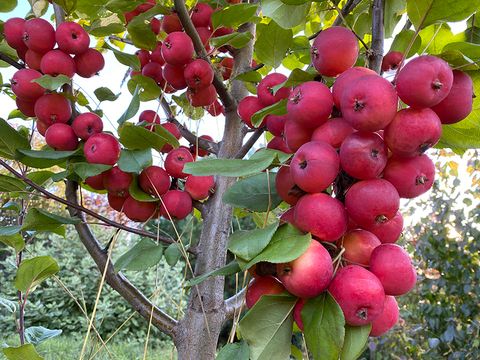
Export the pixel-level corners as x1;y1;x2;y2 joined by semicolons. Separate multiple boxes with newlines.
332;0;363;26
173;0;236;111
17;252;25;345
235;127;265;159
0;52;24;69
368;0;385;73
0;159;197;255
108;35;134;45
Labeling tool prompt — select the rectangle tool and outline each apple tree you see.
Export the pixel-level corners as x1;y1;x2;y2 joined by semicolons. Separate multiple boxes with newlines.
0;0;479;359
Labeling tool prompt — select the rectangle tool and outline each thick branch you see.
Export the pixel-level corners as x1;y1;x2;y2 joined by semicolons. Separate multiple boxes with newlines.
235;127;265;159
65;181;178;338
332;0;363;26
0;159;197;254
368;0;384;73
173;0;236;112
224;287;246;320
160;97;220;155
0;53;23;69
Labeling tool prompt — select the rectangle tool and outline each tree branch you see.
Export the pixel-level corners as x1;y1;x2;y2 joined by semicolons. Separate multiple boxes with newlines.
65;180;178;338
368;0;385;73
224;287;246;320
0;159;197;255
235;127;265;159
173;0;236;112
108;35;134;45
332;0;363;26
0;52;23;69
159;97;220;155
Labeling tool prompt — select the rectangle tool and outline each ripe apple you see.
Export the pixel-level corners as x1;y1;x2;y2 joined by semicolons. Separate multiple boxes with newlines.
395;55;453;108
11;69;45;100
163;63;188;90
384;108;442;157
381;51;403;72
184;59;214;89
287;81;333;129
191;135;214;157
160;190;193;220
108;193;128;212
342;229;381;267
136;49;151;69
25;49;43;70
16;97;36;117
340;74;398;132
185;175;215;200
4;18;27;51
187;84;217;107
84;133;121;165
45;123;79;151
72;112;103;140
220;57;234;80
150;42;165;65
431;70;474;124
267;137;292;154
345;179;399;229
311;117;354;148
36;120;48;136
161;32;194;66
55;21;90;55
245;276;285;308
311;26;359;77
277;240;333;298
40;50;76;78
283;119;311;152
206;100;224;117
191;3;214;28
103;166;133;197
275;165;304;206
369;244;416;296
160;122;182;153
364;211;403;244
257;73;290;106
332;66;380;108
74;48;105;78
370;296;399;337
237;96;264;128
85;173;106;191
339;132;388;180
265;114;287;137
34;93;72;125
164;147;194;179
123;197;158;222
328;265;385;326
290;141;340;193
22;18;56;53
161;13;183;33
139;166;171;197
294;193;348;242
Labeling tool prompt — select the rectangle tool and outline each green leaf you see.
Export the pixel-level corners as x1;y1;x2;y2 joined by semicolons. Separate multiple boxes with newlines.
118;86;140;124
302;293;346;360
0;225;22;236
216;341;250;360
119;122;169;152
118;149;152;173
8;109;28;120
114;238;164;272
0;234;25;252
251;99;287;127
384;0;406;38
234;70;262;83
440;42;480;68
418;24;455;55
244;224;311;270
32;75;71;91
223;172;282;212
89;14;125;36
210;32;253;49
104;42;141;70
1;201;22;212
389;29;422;57
0;174;26;192
255;20;293;68
239;294;296;360
0;296;17;313
0;118;30;159
127;75;161;102
271;68;316;94
186;260;241;287
17;148;81;169
212;4;258;29
228;221;279;261
70;163;111;180
172;93;205;120
3;344;43;360
340;325;372;360
126;4;170;50
0;0;17;12
94;87;120;102
15;255;59;293
22;208;80;236
105;0;143;13
164;243;181;267
407;0;480;29
128;175;158;202
25;326;62;345
261;0;311;29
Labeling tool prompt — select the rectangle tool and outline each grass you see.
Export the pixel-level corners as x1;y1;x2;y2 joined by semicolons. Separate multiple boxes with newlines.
1;335;176;360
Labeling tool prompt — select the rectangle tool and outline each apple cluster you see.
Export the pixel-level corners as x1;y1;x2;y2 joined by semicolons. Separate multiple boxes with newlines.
243;26;473;337
126;0;237;115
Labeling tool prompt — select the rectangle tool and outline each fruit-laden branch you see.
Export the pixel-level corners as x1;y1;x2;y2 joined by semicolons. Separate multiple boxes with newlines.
0;52;23;69
368;0;384;73
332;0;363;26
224;287;246;320
0;159;197;255
159;97;220;155
173;0;236;112
235;127;265;159
64;180;178;338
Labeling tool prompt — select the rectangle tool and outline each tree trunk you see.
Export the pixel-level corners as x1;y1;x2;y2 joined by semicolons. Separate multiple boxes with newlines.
175;23;255;360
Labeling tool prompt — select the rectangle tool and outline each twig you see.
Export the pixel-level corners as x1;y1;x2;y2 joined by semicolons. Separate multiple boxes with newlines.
235;127;265;159
332;0;363;26
368;0;384;73
173;0;236;112
109;35;134;46
224;287;246;320
0;159;197;255
0;53;24;69
159;97;220;155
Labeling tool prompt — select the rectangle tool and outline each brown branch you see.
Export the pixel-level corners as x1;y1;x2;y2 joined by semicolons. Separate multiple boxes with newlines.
224;287;246;320
0;52;24;69
65;181;178;338
368;0;385;73
235;127;265;159
332;0;363;26
159;97;220;155
173;0;236;112
0;159;197;255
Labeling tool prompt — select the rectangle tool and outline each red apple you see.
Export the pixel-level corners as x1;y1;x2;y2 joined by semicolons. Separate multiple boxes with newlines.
45;123;79;151
139;166;171;197
245;276;285;308
84;133;121;165
55;21;90;55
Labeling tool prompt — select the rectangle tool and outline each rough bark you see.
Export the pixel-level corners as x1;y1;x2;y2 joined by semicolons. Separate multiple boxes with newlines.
368;0;385;73
174;22;256;360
